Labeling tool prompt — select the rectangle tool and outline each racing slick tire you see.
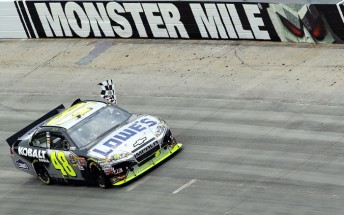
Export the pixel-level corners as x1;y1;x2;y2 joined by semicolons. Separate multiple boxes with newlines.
89;162;111;189
33;160;53;185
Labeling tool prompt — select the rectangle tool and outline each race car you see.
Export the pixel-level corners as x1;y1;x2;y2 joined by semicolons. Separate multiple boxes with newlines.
6;80;182;188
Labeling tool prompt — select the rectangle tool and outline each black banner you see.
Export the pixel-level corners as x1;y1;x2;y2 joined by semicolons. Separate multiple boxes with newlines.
20;1;279;41
14;1;344;43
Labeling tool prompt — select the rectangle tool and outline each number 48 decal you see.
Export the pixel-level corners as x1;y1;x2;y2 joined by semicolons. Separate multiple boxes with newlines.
51;151;76;177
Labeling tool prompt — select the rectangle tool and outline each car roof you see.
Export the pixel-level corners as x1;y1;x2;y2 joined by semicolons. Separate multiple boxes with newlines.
45;101;107;130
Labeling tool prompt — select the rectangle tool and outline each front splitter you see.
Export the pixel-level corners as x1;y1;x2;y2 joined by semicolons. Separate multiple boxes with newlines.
113;143;182;186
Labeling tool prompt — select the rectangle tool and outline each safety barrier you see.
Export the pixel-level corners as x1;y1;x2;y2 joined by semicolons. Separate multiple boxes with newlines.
1;0;344;43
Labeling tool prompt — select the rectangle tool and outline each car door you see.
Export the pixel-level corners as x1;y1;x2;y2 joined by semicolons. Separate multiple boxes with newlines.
46;132;84;180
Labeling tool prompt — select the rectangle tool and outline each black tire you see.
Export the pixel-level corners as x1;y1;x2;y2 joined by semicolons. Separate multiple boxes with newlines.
33;161;53;185
89;162;111;189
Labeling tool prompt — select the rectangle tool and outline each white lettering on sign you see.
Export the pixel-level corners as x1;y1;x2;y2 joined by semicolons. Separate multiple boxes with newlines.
34;2;189;39
190;3;270;40
34;3;72;37
143;3;169;38
190;3;228;39
107;2;133;38
227;4;253;39
123;3;147;37
159;4;189;38
243;4;270;40
65;2;90;37
84;3;114;37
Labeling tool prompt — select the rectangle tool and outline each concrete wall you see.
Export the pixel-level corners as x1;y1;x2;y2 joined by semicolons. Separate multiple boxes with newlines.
1;0;344;43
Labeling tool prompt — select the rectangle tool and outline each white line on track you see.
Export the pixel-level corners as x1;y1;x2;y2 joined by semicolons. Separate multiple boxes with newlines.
126;176;151;191
172;179;198;194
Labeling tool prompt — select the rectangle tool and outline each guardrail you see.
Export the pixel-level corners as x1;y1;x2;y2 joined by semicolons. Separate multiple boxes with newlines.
1;0;344;43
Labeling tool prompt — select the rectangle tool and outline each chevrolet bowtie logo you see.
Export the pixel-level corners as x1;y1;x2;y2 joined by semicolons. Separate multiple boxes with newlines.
133;137;147;147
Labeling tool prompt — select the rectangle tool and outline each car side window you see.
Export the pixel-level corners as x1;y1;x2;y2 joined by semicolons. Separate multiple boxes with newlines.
31;132;47;148
50;133;69;150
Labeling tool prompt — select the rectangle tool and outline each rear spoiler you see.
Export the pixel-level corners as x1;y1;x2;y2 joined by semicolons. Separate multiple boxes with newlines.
6;104;65;147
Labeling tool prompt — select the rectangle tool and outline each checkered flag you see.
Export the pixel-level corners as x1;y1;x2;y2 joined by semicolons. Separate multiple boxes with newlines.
98;80;117;105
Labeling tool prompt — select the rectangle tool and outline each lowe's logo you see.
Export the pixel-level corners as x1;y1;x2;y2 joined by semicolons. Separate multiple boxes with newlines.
92;118;157;157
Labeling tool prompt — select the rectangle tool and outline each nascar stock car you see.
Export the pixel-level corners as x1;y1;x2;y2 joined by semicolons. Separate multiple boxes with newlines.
6;80;182;188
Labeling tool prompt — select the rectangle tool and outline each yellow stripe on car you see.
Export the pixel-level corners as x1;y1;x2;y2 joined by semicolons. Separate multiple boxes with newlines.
113;143;182;186
46;102;95;126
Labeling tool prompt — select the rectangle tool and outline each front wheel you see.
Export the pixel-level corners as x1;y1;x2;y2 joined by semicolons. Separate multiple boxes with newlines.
89;162;111;189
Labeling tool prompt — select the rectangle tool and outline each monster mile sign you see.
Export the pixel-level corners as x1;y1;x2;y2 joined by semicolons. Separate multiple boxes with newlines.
16;1;277;40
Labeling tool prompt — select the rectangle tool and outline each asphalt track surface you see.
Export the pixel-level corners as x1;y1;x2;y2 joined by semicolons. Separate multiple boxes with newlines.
1;39;344;215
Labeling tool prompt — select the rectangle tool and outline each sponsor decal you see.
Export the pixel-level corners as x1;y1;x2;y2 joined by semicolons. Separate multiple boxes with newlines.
113;153;130;160
133;137;147;147
16;159;29;170
102;164;114;175
39;158;50;163
91;117;157;156
111;174;126;183
18;146;47;159
134;141;159;158
69;153;85;170
102;164;124;175
46;132;51;146
113;168;123;175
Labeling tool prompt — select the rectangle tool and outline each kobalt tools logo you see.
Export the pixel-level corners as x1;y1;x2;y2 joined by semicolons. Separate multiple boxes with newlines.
18;1;275;40
18;147;47;159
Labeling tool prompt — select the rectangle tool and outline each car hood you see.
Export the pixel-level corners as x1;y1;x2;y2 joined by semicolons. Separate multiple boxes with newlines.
87;115;160;159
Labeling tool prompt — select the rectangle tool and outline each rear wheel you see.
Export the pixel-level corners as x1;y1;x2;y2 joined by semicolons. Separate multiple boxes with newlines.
89;162;111;189
33;161;53;185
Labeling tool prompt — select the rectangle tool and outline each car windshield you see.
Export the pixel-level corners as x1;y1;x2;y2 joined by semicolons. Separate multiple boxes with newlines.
67;105;131;148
